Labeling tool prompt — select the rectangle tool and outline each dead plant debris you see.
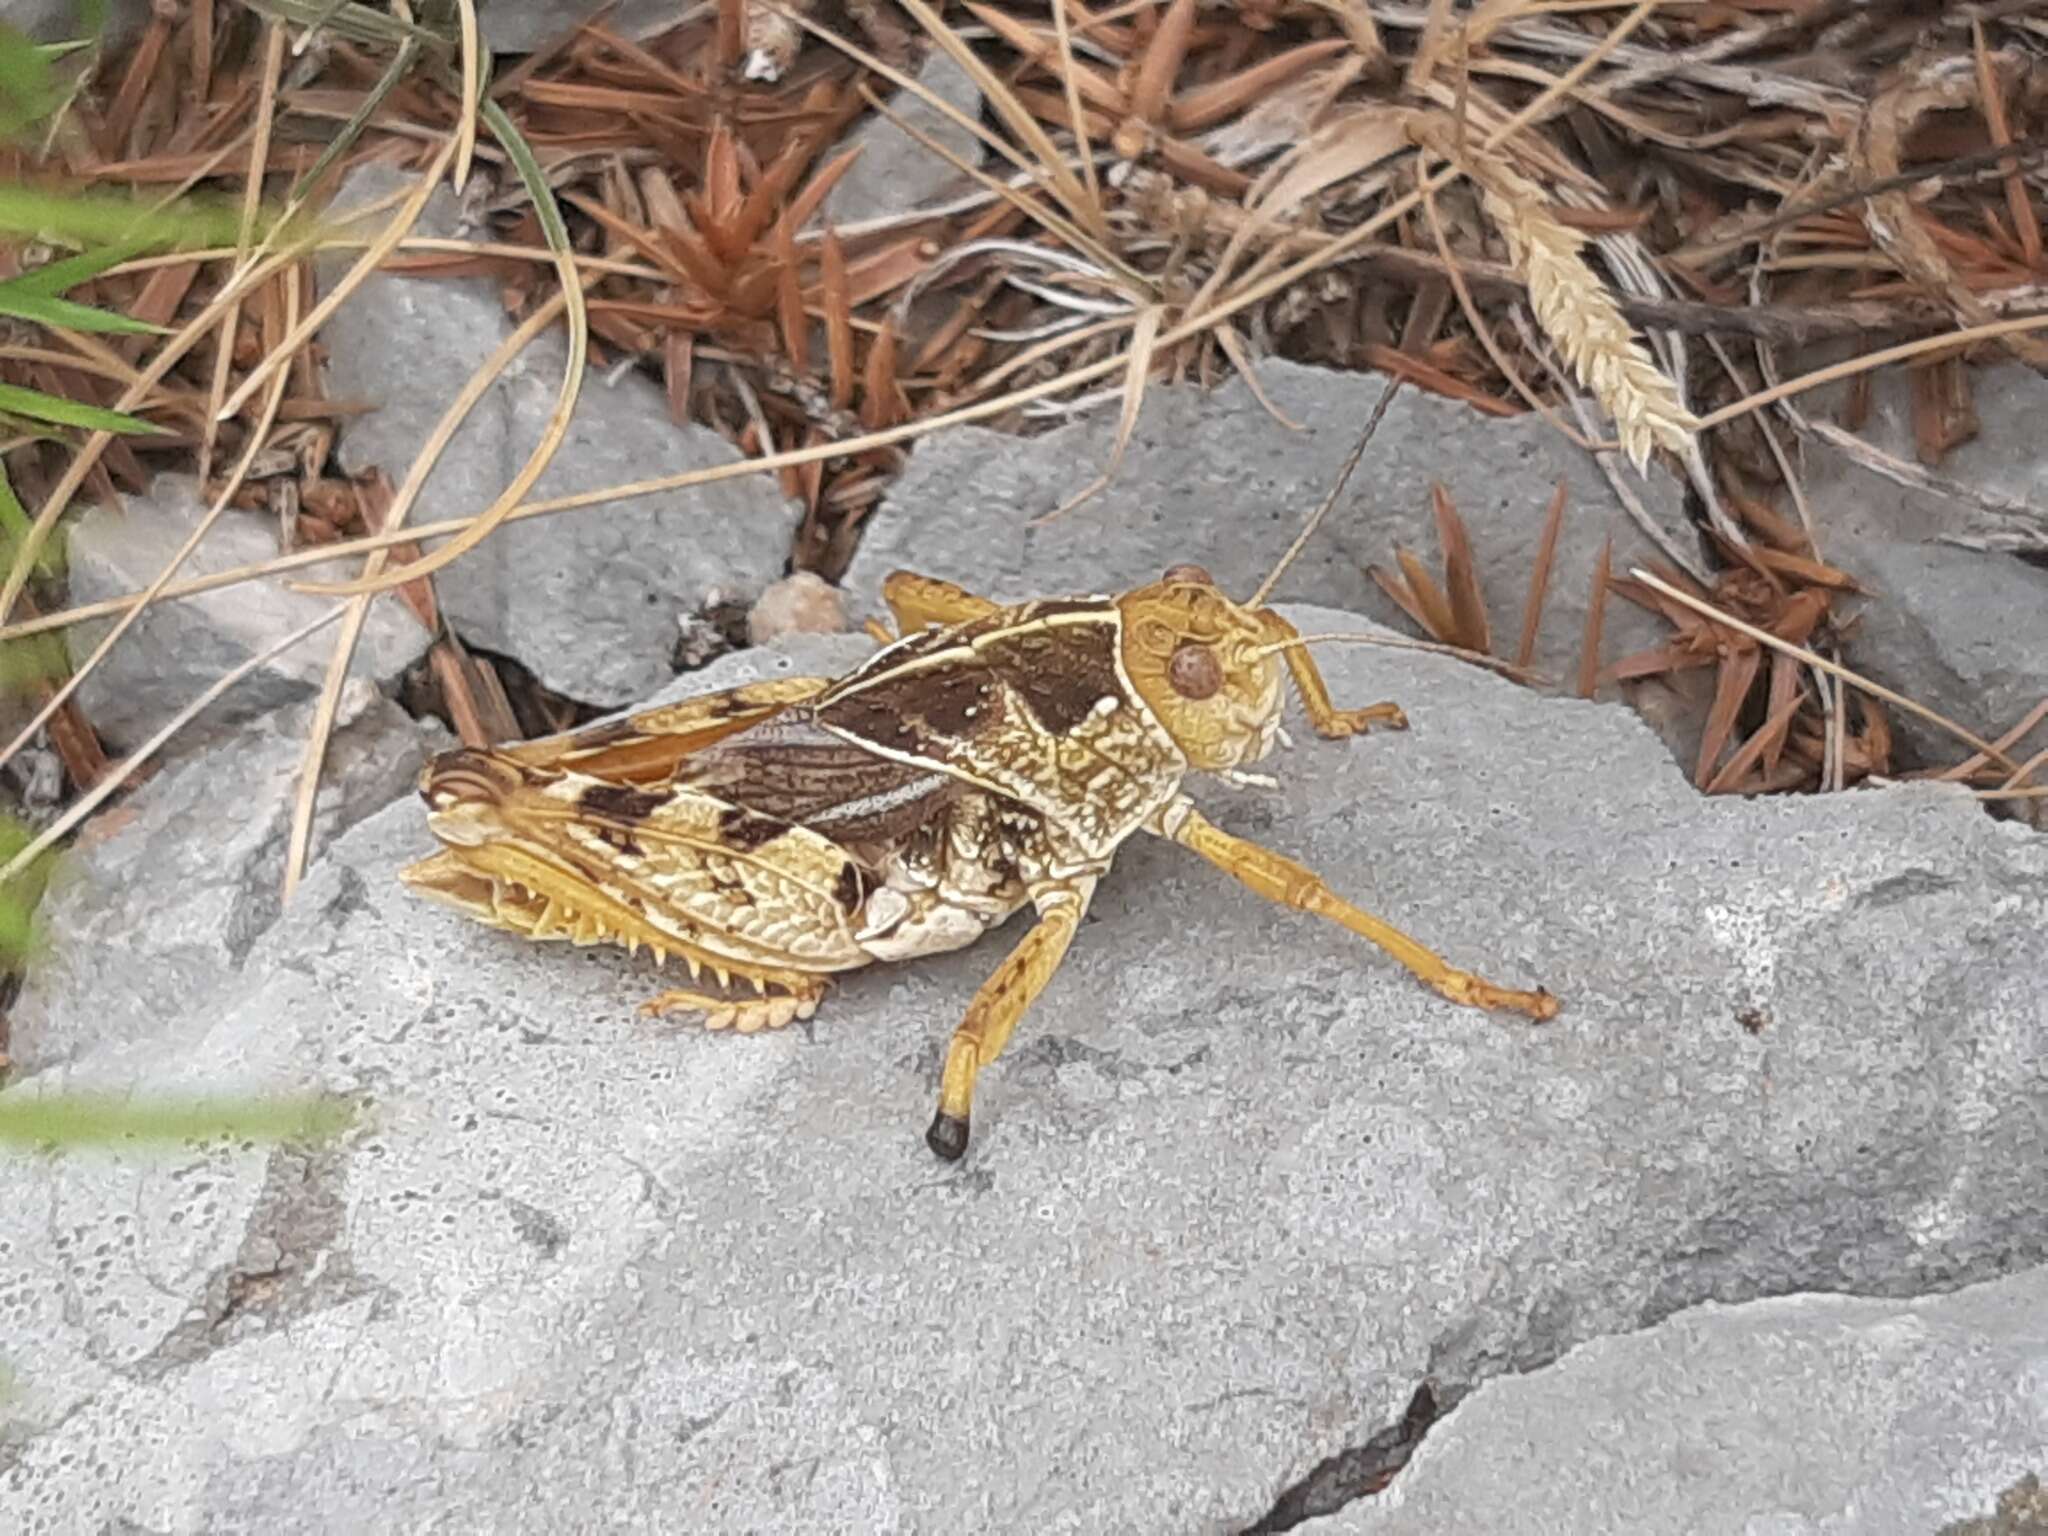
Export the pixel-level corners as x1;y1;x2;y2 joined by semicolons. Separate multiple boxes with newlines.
2;0;2046;922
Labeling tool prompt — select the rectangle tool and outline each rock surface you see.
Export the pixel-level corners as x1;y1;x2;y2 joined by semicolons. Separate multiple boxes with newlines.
820;48;983;229
1314;1265;2048;1536
316;164;799;707
3;609;2044;1534
63;476;431;750
464;0;679;53
842;359;1679;692
1805;360;2048;768
8;686;445;1075
11;0;146;45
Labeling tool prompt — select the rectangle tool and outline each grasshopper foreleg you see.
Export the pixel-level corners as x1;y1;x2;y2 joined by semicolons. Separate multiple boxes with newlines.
927;879;1095;1160
1259;612;1409;739
1157;802;1558;1020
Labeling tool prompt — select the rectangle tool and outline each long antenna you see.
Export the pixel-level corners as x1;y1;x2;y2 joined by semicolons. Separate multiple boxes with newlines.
1248;374;1404;608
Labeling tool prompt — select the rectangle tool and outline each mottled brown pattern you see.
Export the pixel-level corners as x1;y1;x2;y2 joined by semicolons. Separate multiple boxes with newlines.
576;782;671;823
816;668;997;761
803;601;1187;863
717;804;790;851
979;616;1123;735
684;711;958;854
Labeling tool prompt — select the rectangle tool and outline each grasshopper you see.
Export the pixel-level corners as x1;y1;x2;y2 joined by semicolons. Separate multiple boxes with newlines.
402;564;1559;1161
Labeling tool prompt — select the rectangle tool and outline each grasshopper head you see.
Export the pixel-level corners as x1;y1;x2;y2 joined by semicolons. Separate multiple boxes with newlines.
1116;565;1286;771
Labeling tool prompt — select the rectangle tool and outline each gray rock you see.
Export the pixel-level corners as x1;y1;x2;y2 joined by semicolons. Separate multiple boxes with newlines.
627;626;872;714
316;164;800;707
3;606;2045;1534
469;0;679;53
1833;532;2048;771
63;475;431;750
7;685;445;1075
821;48;983;229
1800;362;2048;768
8;0;146;46
1314;1266;2048;1536
1803;360;2048;547
842;359;1678;692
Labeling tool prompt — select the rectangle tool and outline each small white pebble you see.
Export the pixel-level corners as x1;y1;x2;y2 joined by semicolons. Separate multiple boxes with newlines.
747;572;847;646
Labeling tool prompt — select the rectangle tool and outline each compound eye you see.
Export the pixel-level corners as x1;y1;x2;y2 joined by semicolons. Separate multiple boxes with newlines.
1167;641;1223;700
1162;563;1214;587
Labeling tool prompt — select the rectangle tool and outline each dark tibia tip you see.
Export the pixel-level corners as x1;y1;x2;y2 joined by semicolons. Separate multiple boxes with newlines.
926;1111;970;1162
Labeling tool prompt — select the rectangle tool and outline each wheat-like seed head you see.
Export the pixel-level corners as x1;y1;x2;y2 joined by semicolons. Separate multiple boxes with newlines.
1471;162;1700;473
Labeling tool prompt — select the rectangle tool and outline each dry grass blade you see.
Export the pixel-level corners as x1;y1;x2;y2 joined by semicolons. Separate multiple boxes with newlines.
1037;305;1163;523
1186;104;1411;324
0;605;348;891
1937;698;2048;784
1212;324;1306;433
850;84;1127;296
9;18;1681;654
1515;478;1566;671
452;0;483;191
292;101;587;599
891;0;1110;243
282;285;574;897
199;20;287;490
1049;0;1102;221
1298;2;1386;80
0;267;305;776
1629;569;2019;771
218;132;460;421
1700;314;2048;432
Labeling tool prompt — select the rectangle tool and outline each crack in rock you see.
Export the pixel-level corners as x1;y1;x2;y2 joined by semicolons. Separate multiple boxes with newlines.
133;1144;370;1378
1246;1384;1444;1532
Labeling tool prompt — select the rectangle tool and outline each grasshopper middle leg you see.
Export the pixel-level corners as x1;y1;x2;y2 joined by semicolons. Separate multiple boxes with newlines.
927;879;1094;1160
1160;802;1558;1020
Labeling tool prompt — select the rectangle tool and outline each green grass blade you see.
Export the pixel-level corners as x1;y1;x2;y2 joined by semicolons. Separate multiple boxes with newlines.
0;812;56;970
0;380;164;434
0;22;57;139
4;236;153;295
0;184;278;252
0;460;62;578
0;283;162;334
0;1092;359;1148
